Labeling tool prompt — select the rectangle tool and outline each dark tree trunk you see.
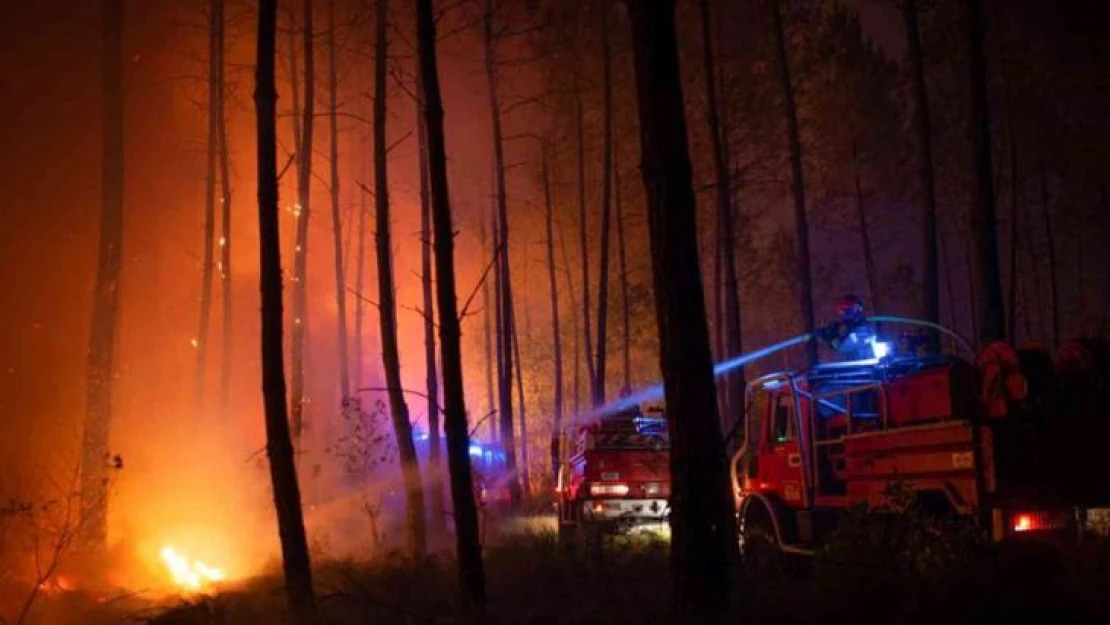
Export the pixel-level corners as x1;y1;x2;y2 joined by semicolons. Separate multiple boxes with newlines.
196;0;219;413
966;0;1005;343
510;301;530;499
83;0;125;545
290;0;315;441
484;0;521;507
966;237;980;340
416;0;486;602
562;230;582;416
851;140;880;312
627;0;734;620
575;77;597;397
374;0;426;557
480;218;498;442
417;66;446;533
543;138;564;470
614;147;631;394
701;0;742;424
593;4;614;406
1002;59;1020;344
941;227;957;328
903;0;940;336
254;2;316;619
1036;118;1059;348
216;0;232;412
327;0;351;400
354;179;367;385
770;0;817;365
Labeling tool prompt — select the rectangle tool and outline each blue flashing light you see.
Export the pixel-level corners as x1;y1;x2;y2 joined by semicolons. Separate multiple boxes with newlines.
468;444;483;457
872;340;892;360
414;431;429;441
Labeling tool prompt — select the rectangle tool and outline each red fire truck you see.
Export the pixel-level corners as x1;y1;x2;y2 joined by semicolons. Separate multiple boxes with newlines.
555;404;671;543
731;320;1110;558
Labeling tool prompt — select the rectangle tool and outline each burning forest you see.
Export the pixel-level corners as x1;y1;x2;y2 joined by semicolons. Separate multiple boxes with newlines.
1;0;1109;623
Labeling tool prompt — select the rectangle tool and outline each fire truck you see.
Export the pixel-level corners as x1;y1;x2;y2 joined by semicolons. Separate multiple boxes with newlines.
731;315;1110;559
554;403;671;543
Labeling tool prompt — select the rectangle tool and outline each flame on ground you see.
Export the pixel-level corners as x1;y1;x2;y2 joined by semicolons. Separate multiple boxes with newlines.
160;546;226;592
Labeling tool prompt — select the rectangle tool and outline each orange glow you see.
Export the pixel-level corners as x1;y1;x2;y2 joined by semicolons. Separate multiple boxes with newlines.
1012;513;1034;532
160;546;226;592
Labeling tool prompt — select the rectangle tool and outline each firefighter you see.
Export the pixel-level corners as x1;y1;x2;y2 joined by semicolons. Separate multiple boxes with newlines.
816;294;879;361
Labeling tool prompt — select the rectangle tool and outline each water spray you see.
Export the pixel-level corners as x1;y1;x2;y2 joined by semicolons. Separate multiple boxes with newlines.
573;314;969;428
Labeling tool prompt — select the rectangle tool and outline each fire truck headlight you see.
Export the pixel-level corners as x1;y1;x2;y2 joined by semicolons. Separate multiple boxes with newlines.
589;483;630;496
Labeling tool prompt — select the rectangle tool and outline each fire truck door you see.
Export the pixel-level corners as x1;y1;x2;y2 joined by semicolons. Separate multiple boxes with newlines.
761;391;806;506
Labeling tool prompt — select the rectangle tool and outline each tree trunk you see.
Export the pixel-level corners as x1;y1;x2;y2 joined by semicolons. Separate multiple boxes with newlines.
965;236;980;340
484;0;521;507
416;0;486;602
575;76;597;397
966;0;1005;343
543;138;564;471
196;0;219;414
562;230;582;417
354;178;367;385
510;301;530;499
701;0;742;424
327;0;350;401
216;0;232;412
614;147;631;394
1036;117;1059;349
1002;58;1020;344
374;0;426;557
851;139;880;312
941;226;957;328
254;2;316;619
593;5;614;406
480;218;498;442
903;0;940;337
82;0;125;546
770;0;817;365
417;64;446;533
290;0;315;441
627;1;734;620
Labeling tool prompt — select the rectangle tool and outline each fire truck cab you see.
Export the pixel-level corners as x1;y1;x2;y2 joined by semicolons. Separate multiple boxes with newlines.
555;404;671;543
732;336;1110;556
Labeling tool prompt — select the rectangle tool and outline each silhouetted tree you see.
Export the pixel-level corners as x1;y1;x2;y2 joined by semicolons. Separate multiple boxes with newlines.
770;0;817;364
542;130;564;471
701;0;743;421
327;0;351;400
374;0;426;556
195;0;220;413
484;0;521;507
966;0;1004;343
83;0;125;546
216;0;232;412
903;0;940;337
417;67;447;533
627;0;734;620
416;0;486;603
592;2;614;406
254;1;316;619
290;0;315;441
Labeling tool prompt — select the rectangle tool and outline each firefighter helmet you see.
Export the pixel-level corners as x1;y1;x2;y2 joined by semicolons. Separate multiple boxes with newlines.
835;294;865;322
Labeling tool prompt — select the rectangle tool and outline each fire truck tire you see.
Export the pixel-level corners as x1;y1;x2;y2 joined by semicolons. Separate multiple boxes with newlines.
739;511;786;577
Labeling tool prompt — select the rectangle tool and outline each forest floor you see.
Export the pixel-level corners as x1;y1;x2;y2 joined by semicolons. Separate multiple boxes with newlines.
18;513;1110;625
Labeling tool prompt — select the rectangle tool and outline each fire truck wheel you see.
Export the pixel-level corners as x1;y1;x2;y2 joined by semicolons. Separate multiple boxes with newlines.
739;518;785;577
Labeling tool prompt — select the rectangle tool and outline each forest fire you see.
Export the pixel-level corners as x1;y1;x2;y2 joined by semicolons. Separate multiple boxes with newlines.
159;546;226;593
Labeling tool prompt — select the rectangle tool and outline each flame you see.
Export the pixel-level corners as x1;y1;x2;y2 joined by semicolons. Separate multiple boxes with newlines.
160;546;226;592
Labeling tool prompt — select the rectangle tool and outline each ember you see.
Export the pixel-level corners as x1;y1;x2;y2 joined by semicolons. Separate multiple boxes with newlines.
159;546;225;592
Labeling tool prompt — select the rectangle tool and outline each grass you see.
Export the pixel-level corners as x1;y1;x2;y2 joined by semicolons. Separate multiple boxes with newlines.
20;513;1110;625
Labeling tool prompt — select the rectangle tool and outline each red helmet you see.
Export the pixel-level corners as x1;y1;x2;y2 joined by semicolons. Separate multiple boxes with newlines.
835;294;865;318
